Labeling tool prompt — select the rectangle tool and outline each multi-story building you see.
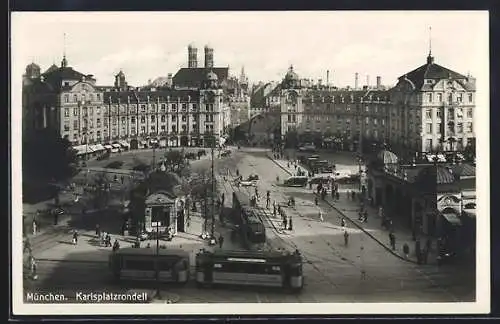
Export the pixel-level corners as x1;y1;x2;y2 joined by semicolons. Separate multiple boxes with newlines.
389;52;476;154
269;51;476;155
276;65;391;151
22;51;225;151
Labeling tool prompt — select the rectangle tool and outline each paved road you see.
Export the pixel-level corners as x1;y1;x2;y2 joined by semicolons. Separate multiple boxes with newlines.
23;147;475;304
221;148;475;302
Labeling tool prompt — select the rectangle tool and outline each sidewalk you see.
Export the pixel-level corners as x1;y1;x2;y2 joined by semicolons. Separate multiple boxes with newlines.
266;152;438;265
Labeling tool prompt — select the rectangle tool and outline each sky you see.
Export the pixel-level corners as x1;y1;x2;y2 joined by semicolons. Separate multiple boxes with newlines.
12;11;488;88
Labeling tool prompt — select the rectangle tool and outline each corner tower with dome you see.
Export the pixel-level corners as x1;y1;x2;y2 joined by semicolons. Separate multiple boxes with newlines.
279;65;305;142
200;70;224;147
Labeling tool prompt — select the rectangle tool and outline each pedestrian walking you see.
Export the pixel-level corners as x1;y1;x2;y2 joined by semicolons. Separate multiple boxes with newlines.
389;232;396;250
314;196;319;205
32;220;37;236
425;238;432;253
221;193;225;206
341;217;346;228
335;191;340;200
415;239;421;257
403;243;410;259
319;210;324;222
112;239;120;252
283;217;288;230
288;217;293;231
219;234;224;248
106;233;112;247
31;258;38;280
422;247;429;264
273;205;277;217
72;230;79;245
363;210;368;223
266;197;270;209
95;224;100;238
54;211;59;225
344;230;349;246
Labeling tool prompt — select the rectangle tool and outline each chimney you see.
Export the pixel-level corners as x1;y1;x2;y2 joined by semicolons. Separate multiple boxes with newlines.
326;70;330;87
366;75;370;88
376;76;381;89
355;73;359;90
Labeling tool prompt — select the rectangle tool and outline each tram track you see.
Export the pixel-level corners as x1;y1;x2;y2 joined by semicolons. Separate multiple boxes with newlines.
217;155;346;290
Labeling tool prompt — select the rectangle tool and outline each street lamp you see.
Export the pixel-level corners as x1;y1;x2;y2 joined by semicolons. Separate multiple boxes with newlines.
153;220;161;299
210;133;216;239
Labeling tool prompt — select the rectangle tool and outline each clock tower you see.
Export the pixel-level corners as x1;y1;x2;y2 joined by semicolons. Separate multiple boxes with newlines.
200;70;223;147
280;65;304;142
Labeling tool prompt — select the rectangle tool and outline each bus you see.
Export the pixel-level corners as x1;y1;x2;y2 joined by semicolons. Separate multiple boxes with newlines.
109;247;190;284
195;249;304;292
284;176;309;187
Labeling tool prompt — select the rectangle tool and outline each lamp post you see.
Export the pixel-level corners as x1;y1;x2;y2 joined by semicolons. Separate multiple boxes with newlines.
154;220;161;299
210;133;216;239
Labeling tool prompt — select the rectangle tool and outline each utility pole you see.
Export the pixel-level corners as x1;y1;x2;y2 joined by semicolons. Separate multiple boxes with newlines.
210;134;216;239
155;220;161;299
152;144;156;171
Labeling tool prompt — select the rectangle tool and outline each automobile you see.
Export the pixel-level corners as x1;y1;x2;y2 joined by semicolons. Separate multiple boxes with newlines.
332;170;352;180
298;144;316;152
309;175;333;185
247;174;259;181
240;180;257;187
221;150;232;157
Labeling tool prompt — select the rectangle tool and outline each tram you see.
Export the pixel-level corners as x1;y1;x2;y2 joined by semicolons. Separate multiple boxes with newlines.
109;247;190;284
195;249;304;292
232;191;266;246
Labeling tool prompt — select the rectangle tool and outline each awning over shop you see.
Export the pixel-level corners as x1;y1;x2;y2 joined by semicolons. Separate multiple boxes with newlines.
119;141;130;148
112;143;121;149
104;144;113;150
91;144;106;152
72;144;93;155
442;213;462;226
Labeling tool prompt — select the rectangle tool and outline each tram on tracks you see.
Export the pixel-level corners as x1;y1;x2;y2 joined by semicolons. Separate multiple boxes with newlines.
108;247;190;284
232;191;266;246
195;249;304;292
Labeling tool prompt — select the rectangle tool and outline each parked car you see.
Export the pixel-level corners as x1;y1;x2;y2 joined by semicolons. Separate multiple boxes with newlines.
221;149;232;157
247;174;259;181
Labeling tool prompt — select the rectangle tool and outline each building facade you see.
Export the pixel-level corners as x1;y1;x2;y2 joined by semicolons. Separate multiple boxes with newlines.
254;52;476;155
277;65;391;151
23;48;226;149
389;53;476;154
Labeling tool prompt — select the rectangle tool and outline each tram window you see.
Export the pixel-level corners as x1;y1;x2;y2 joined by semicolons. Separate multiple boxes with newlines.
125;260;154;271
214;262;281;274
158;260;173;271
290;264;302;276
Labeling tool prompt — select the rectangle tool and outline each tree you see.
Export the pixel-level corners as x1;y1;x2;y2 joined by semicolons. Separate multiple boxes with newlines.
164;149;189;175
23;128;78;184
91;172;112;209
